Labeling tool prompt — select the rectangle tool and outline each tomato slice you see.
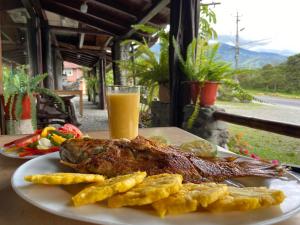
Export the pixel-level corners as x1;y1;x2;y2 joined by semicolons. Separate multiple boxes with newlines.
4;134;40;148
58;124;83;138
19;146;60;157
15;134;41;147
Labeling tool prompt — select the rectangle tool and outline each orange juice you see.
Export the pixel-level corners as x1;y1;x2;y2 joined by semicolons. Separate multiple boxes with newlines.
106;92;140;139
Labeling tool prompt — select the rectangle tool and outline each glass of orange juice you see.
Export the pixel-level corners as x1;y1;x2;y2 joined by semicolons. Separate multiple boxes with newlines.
106;86;140;139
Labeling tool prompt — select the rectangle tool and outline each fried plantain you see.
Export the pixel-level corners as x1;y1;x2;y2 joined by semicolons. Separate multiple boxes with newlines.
108;173;183;208
152;183;228;217
207;186;285;212
72;171;146;206
24;173;105;185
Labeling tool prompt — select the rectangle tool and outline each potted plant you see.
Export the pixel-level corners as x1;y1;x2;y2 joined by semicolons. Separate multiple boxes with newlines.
2;66;65;134
173;39;230;106
119;24;169;103
174;38;248;106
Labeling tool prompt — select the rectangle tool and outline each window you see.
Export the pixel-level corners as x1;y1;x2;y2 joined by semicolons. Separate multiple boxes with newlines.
63;68;73;77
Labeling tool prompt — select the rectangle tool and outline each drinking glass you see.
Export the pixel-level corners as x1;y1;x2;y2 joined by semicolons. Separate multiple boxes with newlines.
106;86;140;139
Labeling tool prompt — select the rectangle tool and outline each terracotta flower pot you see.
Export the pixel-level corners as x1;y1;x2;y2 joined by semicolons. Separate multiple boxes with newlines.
1;94;32;120
190;81;219;107
159;83;170;103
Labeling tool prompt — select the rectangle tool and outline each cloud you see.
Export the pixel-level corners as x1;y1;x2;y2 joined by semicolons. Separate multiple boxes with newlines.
213;0;300;53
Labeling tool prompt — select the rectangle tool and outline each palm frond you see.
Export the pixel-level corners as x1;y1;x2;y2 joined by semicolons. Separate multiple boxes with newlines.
172;37;185;66
132;24;159;34
29;73;48;90
36;87;66;112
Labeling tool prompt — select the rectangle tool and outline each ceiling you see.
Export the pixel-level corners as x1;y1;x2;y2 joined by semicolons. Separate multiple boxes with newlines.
0;0;170;67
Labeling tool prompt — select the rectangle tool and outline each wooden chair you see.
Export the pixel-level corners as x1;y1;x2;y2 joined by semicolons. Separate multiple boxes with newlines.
36;94;81;129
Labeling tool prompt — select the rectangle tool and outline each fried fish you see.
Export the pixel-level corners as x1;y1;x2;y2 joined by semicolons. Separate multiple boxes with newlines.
60;136;282;183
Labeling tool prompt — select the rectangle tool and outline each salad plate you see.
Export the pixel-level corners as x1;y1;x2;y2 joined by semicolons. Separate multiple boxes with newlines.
1;124;82;159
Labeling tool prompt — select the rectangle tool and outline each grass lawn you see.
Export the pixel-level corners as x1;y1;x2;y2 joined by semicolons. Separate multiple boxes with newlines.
216;100;265;109
228;124;300;165
246;89;300;99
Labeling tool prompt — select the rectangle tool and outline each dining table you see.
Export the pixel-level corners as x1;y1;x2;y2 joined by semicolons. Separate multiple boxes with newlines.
0;127;299;225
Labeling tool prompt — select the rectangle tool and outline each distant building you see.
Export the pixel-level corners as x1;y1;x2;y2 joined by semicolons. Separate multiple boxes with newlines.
63;62;86;94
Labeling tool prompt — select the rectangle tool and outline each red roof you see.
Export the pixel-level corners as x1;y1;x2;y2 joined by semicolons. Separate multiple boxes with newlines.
64;61;82;69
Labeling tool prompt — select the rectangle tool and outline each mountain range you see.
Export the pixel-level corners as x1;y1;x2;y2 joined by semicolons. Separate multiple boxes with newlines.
218;43;287;68
151;39;289;68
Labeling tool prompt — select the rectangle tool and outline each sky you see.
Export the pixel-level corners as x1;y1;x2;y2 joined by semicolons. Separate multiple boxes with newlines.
212;0;300;54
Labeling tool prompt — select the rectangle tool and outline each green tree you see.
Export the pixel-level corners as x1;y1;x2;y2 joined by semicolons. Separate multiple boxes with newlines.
284;54;300;93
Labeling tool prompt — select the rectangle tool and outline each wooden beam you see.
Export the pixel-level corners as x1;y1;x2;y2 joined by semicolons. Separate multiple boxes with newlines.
63;56;94;67
62;51;97;61
87;0;137;19
120;0;170;39
55;46;106;58
50;25;110;36
30;0;48;21
63;56;93;65
0;24;27;29
41;0;123;36
104;36;113;47
53;0;131;30
2;49;27;59
21;0;35;18
213;111;300;139
78;23;85;49
57;41;107;52
62;52;97;63
0;0;23;11
56;0;134;31
59;41;110;51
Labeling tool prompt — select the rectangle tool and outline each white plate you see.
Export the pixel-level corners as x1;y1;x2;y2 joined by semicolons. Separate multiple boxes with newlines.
0;147;36;159
12;151;300;225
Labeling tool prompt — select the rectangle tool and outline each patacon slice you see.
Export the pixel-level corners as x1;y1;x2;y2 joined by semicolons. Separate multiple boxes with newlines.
24;173;105;185
207;186;285;212
180;140;217;158
108;173;183;208
152;182;228;217
72;171;146;206
148;136;169;145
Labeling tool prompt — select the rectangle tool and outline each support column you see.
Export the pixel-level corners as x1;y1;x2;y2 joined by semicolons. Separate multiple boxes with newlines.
52;48;57;89
111;40;130;85
52;48;63;90
27;18;43;76
87;70;91;102
92;66;97;104
41;23;53;88
98;57;106;109
112;40;122;85
169;0;200;127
